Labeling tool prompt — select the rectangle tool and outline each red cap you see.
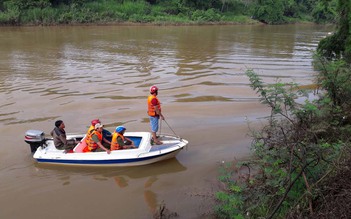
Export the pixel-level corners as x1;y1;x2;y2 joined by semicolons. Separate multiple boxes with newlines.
91;119;101;126
150;85;158;94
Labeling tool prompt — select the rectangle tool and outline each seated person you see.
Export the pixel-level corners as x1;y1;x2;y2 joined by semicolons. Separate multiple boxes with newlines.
87;119;100;135
87;119;112;143
110;126;136;151
50;120;77;153
83;123;111;154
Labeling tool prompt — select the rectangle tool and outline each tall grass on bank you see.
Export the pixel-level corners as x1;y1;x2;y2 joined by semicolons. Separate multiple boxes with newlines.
0;0;254;25
215;60;351;218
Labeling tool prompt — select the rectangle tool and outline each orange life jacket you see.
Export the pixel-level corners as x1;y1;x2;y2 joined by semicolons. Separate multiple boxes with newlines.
84;130;102;152
110;132;125;151
147;95;161;116
86;125;94;136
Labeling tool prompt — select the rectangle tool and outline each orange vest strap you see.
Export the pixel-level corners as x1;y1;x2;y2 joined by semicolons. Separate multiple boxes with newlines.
85;130;102;152
111;132;125;150
147;95;161;117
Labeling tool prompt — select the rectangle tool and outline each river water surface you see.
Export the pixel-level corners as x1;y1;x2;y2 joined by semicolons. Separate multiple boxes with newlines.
0;24;333;218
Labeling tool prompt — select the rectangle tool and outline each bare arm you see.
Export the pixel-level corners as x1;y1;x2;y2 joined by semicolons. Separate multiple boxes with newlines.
97;142;110;154
125;137;135;146
155;107;164;120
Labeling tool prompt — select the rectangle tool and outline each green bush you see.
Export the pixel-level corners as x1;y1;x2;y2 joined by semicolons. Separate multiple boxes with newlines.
128;14;153;23
0;0;341;25
215;68;349;218
314;57;351;113
312;0;337;23
0;1;20;25
7;0;51;10
155;0;181;15
253;0;286;24
117;0;151;17
191;8;221;22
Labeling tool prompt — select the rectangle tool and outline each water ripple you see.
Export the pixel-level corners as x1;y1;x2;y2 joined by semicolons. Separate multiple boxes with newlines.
0;25;333;126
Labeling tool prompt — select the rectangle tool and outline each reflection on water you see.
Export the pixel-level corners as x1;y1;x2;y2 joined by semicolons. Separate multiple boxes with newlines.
114;176;128;187
0;25;333;128
144;189;158;214
33;158;186;215
115;175;159;213
0;25;332;111
33;157;187;179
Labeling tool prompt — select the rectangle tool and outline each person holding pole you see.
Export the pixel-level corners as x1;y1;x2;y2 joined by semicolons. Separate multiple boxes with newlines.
147;85;164;145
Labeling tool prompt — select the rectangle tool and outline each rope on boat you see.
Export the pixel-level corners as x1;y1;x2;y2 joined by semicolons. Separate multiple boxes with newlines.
161;119;179;139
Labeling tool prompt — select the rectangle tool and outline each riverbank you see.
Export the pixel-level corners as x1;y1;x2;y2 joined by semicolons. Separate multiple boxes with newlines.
1;0;332;26
0;0;256;26
215;62;351;218
1;21;262;28
0;16;260;27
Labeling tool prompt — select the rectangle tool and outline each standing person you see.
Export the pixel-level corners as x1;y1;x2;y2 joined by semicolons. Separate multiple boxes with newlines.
110;126;135;150
83;123;111;154
147;85;164;145
50;120;77;153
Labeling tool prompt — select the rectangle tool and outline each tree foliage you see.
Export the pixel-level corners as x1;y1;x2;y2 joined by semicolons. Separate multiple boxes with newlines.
317;0;351;63
253;0;285;24
215;1;351;217
311;0;337;23
0;0;339;25
216;67;351;218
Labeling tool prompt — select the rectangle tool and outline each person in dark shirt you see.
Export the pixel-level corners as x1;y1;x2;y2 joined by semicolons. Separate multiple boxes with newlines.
50;120;77;152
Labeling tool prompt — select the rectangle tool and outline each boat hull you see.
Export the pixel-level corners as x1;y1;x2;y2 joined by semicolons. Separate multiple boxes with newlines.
35;149;183;167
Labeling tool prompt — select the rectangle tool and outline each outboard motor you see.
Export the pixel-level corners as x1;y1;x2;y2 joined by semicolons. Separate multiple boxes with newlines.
24;130;46;153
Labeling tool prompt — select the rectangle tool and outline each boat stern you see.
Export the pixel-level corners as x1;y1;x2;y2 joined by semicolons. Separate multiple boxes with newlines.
24;130;46;153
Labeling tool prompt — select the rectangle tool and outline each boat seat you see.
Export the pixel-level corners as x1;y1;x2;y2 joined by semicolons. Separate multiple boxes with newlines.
74;139;87;153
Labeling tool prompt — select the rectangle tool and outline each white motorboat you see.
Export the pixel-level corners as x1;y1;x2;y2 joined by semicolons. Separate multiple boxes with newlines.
24;130;188;167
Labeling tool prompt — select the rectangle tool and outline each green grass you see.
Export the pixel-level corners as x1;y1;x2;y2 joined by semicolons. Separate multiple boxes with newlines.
0;0;261;25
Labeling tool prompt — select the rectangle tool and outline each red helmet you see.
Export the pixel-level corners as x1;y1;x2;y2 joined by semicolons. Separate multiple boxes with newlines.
150;85;158;94
91;119;101;126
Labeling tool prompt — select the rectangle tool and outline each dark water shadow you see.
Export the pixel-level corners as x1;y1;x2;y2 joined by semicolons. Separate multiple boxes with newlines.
33;158;187;180
34;158;186;215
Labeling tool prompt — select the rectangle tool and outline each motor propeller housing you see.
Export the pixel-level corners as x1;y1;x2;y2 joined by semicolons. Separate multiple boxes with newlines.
24;130;46;153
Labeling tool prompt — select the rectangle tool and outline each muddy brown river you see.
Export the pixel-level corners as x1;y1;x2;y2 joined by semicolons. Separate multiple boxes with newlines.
0;24;333;218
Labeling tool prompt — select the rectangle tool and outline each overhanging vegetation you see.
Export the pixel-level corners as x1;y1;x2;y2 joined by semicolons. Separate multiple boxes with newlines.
215;1;351;218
